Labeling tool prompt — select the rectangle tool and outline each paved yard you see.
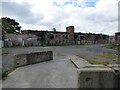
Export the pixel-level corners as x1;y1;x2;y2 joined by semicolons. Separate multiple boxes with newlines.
3;58;78;88
2;45;119;88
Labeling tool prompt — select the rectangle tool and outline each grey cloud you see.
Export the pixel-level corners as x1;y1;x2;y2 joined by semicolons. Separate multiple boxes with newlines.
1;2;44;24
85;13;117;23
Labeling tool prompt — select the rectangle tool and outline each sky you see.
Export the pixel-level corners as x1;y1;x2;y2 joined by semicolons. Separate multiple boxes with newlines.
0;0;119;35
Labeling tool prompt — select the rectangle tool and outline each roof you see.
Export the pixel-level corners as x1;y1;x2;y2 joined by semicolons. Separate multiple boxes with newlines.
21;30;69;34
115;32;120;34
48;31;69;34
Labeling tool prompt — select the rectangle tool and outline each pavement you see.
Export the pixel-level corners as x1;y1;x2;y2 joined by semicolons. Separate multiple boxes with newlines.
2;55;79;88
2;45;118;88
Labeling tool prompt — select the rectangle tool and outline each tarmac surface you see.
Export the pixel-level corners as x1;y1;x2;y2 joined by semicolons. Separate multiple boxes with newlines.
2;45;118;88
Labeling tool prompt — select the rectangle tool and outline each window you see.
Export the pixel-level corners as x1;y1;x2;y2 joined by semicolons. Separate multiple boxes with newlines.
65;35;68;39
63;40;64;43
47;35;49;38
56;41;57;44
47;41;50;44
59;40;61;43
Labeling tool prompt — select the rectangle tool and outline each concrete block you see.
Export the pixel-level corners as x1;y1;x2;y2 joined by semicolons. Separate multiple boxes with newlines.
14;51;53;67
14;54;27;68
78;67;119;88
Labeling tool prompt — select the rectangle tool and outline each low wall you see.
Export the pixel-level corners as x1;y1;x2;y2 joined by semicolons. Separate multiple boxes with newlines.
14;51;53;68
77;65;120;89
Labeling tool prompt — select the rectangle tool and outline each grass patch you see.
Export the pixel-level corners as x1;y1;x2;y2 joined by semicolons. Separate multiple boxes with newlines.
99;52;117;60
0;67;15;80
104;44;120;52
2;48;11;54
78;55;102;64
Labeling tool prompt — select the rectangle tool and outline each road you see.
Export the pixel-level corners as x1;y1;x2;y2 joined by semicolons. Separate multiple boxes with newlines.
2;45;118;88
53;45;118;64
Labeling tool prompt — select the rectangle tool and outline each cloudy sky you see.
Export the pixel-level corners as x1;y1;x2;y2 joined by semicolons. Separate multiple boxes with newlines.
0;0;119;35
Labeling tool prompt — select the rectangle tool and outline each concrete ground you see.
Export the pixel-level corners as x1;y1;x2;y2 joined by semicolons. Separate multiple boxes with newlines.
2;44;119;88
2;57;78;88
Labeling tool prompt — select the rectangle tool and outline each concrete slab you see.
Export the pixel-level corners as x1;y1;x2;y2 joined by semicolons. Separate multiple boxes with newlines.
2;59;78;88
77;67;119;88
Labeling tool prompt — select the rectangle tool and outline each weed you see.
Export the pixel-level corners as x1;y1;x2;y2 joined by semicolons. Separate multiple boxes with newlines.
99;52;117;60
78;55;102;64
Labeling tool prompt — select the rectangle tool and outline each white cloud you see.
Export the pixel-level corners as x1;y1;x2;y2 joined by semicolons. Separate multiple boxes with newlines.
1;0;119;35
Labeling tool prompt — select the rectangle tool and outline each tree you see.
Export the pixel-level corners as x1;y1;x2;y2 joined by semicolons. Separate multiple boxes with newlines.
36;32;46;46
52;28;56;32
1;17;21;33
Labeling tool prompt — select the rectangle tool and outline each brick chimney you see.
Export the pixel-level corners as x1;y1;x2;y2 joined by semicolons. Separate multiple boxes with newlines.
66;26;74;34
66;26;75;44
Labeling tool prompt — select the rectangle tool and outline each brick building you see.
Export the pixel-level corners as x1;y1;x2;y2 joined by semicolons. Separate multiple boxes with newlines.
66;26;75;44
115;32;120;45
4;32;39;47
46;32;70;45
109;35;115;44
3;26;109;47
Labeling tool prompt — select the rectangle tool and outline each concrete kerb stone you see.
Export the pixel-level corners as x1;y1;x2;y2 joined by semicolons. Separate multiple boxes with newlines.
70;58;79;69
70;56;90;69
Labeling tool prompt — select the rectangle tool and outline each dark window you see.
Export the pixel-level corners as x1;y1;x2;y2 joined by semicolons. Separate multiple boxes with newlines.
47;35;49;38
56;41;57;44
65;35;68;39
63;40;64;43
47;41;50;44
59;41;61;43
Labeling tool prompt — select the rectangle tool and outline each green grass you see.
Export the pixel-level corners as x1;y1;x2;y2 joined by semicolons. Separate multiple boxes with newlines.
104;44;120;52
2;47;11;54
99;52;117;60
78;55;102;64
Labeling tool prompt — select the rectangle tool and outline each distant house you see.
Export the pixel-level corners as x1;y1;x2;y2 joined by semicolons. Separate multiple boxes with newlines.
109;35;115;44
3;26;109;47
4;32;40;47
115;32;120;45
